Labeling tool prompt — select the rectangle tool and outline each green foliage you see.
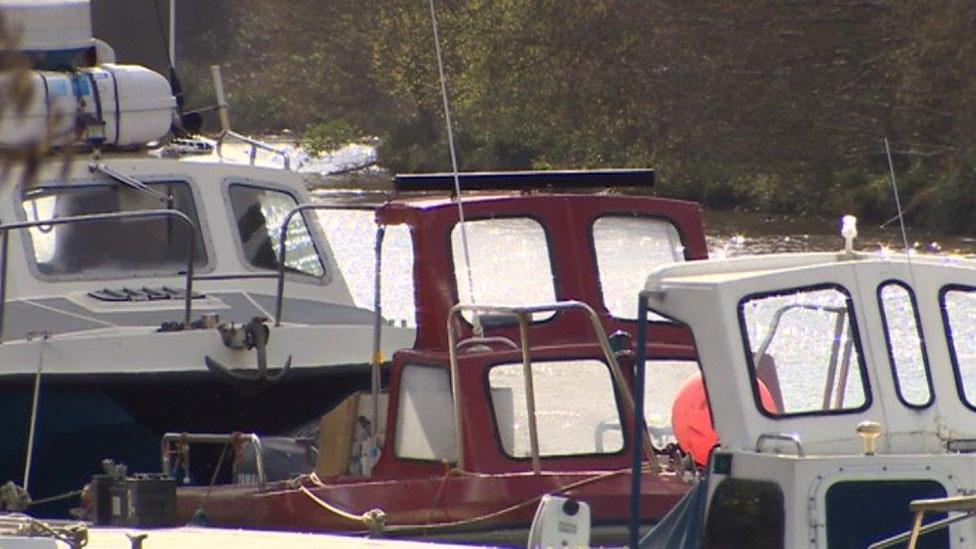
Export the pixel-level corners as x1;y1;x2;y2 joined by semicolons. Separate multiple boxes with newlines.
922;161;976;234
110;1;976;233
301;120;362;158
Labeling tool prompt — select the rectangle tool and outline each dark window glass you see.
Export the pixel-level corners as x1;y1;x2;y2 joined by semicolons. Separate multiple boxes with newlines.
826;480;947;548
228;185;324;277
21;181;206;276
703;479;784;548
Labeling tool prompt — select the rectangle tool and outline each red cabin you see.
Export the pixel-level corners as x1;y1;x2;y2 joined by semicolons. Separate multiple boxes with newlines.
171;171;708;544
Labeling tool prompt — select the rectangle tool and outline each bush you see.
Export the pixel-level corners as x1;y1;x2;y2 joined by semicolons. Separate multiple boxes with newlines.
301;120;363;158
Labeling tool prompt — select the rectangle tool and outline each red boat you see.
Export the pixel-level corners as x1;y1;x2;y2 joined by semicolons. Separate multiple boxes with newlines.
170;170;707;544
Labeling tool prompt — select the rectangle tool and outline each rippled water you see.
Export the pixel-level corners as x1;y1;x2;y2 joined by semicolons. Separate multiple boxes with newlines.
704;209;976;258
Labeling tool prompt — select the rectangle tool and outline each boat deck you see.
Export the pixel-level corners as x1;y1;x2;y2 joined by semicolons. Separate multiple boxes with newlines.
82;526;471;548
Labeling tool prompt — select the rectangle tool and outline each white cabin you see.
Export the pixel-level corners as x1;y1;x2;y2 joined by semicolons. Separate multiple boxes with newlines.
644;250;976;547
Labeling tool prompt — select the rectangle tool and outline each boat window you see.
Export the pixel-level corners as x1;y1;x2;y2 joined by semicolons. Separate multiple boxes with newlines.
394;364;457;461
451;217;556;322
488;359;623;458
593;216;684;320
21;181;207;277
318;210;416;328
826;480;947;548
644;360;700;447
739;285;869;416
942;286;976;407
703;478;784;548
228;184;325;278
878;282;932;408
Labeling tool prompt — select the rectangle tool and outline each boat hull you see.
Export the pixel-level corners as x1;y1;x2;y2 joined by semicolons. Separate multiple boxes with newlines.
1;366;373;515
175;469;688;545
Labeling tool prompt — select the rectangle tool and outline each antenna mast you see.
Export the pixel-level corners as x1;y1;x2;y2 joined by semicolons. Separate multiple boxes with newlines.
169;0;176;70
884;137;912;255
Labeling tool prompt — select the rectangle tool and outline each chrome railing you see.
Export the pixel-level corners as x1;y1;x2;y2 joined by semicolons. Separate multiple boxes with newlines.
161;432;267;492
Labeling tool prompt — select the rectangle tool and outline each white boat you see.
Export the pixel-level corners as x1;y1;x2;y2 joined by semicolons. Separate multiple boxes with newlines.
636;220;976;547
0;0;413;514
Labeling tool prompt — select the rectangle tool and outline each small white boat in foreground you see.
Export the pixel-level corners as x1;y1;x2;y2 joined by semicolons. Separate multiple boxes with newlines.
637;219;976;547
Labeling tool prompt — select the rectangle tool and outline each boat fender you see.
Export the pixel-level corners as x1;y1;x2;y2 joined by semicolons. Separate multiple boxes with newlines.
526;494;591;548
671;373;778;466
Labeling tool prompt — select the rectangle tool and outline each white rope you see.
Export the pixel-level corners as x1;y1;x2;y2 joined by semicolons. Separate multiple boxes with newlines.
23;346;46;493
427;0;479;317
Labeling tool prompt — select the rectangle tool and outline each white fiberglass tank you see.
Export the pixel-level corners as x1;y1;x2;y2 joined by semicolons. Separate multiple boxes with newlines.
0;0;92;58
0;64;176;149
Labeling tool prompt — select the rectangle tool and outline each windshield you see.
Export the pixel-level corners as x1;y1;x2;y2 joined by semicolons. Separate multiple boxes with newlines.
739;285;869;416
228;184;325;278
21;181;207;277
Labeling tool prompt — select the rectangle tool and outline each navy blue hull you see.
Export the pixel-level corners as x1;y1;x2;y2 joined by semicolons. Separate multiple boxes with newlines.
1;366;371;516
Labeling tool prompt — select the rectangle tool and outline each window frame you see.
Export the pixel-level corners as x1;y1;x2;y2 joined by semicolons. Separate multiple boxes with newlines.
737;282;873;419
15;177;215;282
876;279;934;409
448;213;561;327
484;357;629;461
590;212;689;323
939;283;976;411
222;179;330;284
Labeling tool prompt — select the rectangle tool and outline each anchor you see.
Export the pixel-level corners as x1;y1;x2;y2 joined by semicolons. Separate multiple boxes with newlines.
204;316;292;394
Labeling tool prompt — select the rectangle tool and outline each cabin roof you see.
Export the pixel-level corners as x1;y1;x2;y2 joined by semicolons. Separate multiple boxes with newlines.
374;192;708;351
644;250;976;294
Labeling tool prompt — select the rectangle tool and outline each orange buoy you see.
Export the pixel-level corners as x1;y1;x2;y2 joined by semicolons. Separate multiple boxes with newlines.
671;372;778;466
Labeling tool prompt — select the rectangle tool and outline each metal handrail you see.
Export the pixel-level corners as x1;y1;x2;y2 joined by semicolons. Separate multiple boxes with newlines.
216;130;292;170
457;336;520;352
868;494;976;548
273;203;377;326
0;209;197;342
161;432;267;491
446;300;658;473
753;303;847;362
754;432;804;457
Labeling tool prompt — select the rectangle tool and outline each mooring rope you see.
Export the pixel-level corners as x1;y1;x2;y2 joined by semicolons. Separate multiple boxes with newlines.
298;465;649;536
23;347;46;493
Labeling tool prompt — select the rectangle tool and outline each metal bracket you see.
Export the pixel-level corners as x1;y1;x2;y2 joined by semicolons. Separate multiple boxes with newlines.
204;317;292;392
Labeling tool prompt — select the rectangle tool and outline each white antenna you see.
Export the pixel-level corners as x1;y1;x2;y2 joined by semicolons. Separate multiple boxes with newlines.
427;0;479;316
169;0;177;70
884;137;912;255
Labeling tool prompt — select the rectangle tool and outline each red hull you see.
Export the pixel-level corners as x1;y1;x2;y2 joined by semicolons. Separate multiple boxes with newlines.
178;469;688;540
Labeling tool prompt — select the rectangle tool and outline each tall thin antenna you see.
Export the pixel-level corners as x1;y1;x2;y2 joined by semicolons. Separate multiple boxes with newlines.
427;0;478;310
884;137;911;254
169;0;177;70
